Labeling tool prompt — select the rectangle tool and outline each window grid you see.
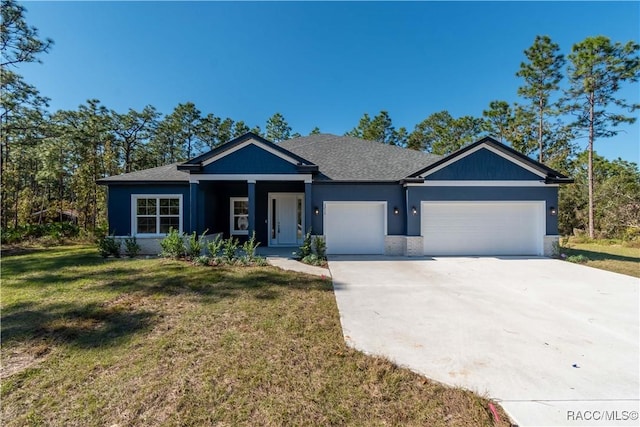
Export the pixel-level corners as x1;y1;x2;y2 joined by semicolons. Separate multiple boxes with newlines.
134;196;181;235
231;197;249;235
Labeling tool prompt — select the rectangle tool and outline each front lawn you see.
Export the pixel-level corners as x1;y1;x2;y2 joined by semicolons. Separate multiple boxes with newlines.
560;238;640;278
1;245;508;426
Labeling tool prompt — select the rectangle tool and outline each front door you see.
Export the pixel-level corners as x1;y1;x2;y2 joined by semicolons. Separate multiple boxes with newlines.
269;193;304;246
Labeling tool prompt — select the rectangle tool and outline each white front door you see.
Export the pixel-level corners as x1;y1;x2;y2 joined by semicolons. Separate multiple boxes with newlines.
269;193;304;246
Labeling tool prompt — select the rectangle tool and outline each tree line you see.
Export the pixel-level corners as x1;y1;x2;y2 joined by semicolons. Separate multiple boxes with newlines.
1;0;638;240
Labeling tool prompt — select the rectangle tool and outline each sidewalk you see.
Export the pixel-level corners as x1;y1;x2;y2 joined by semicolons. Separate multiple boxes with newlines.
257;246;331;277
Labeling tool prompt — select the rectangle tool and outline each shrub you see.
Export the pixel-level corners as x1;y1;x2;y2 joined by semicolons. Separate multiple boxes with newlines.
313;236;327;260
566;254;589;264
241;231;260;261
193;255;211;266
297;229;313;259
160;228;185;259
302;254;326;266
97;235;121;258
186;230;208;260
222;236;239;263
123;236;141;258
623;227;640;242
0;222;80;245
253;257;269;267
206;234;224;258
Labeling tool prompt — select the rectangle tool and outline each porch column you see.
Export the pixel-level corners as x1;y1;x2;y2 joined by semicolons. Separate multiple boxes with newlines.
248;180;256;236
304;182;312;234
189;182;198;233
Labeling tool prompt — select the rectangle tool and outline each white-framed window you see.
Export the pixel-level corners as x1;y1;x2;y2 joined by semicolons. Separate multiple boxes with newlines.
230;197;249;235
131;194;183;236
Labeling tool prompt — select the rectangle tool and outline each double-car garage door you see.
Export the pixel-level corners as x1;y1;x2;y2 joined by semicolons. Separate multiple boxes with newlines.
421;201;544;256
322;200;544;256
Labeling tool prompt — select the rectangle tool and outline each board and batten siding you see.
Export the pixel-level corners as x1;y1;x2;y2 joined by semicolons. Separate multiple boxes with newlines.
201;144;300;175
406;186;559;236
106;184;191;236
310;183;405;236
424;147;542;181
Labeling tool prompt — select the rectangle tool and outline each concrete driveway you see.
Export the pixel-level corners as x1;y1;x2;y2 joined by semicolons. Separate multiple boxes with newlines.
329;256;639;427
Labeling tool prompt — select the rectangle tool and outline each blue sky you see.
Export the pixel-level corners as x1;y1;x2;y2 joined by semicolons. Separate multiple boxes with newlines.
17;1;640;162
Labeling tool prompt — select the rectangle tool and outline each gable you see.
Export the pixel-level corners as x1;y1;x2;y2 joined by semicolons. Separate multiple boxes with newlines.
424;146;543;181
202;143;300;174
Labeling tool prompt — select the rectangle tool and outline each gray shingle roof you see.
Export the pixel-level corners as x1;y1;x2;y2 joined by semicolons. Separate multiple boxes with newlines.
98;134;442;184
97;163;189;183
280;134;442;181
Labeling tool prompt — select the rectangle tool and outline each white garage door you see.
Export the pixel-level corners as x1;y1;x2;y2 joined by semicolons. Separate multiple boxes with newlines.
324;202;386;254
421;201;544;256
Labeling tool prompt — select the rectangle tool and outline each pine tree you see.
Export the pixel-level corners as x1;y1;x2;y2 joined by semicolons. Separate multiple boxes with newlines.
563;36;640;238
516;35;565;162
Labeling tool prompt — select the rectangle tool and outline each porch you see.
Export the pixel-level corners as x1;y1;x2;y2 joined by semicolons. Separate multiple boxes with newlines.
190;179;313;249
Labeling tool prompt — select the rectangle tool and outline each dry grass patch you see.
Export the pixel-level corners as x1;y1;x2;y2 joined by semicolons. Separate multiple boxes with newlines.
1;245;510;426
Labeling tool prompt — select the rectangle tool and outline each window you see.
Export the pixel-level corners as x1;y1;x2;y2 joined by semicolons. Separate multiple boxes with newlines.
132;195;182;235
230;197;249;235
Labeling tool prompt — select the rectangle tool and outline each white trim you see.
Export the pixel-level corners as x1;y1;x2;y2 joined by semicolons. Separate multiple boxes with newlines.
418;143;548;179
406;180;557;187
131;194;183;237
202;138;301;167
267;192;305;247
230;197;249;236
189;174;312;184
420;200;545;256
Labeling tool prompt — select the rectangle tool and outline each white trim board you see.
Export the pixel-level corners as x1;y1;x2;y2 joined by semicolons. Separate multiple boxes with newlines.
202;138;301;167
189;174;312;184
418;143;548;179
406;180;557;187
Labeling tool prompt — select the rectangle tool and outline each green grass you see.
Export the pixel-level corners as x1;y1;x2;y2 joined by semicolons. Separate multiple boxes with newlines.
560;238;640;278
1;245;509;426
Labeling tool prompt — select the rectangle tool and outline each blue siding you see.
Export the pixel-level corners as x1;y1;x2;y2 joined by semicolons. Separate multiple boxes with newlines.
426;148;542;181
201;144;299;174
407;186;558;235
311;183;405;235
107;184;191;236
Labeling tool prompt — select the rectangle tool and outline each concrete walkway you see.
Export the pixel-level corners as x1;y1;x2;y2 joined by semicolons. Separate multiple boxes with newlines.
329;256;639;427
258;246;331;277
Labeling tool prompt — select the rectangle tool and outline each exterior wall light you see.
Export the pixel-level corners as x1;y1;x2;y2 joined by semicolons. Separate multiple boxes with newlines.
549;206;557;216
411;206;418;215
393;206;399;215
314;206;319;215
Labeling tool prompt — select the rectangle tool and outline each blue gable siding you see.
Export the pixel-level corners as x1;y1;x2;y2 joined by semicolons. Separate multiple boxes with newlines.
311;183;405;235
201;144;299;174
406;186;558;236
107;184;191;236
425;148;542;181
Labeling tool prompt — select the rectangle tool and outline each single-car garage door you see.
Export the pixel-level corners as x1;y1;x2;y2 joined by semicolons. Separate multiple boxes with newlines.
421;201;544;256
324;202;386;254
